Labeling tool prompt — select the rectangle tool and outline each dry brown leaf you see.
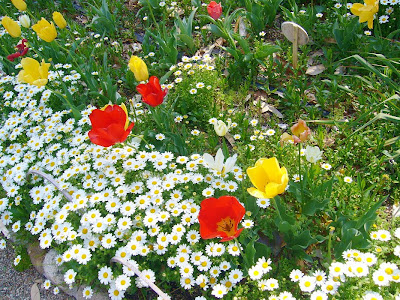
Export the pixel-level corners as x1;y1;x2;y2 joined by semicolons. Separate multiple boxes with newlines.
304;89;317;103
225;133;235;147
244;94;252;103
253;100;283;118
239;18;247;37
307;50;324;66
324;137;335;147
75;15;88;24
325;37;336;44
306;64;326;76
195;37;224;57
31;283;40;300
334;66;346;75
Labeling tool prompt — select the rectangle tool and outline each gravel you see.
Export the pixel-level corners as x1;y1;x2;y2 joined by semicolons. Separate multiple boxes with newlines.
0;239;74;300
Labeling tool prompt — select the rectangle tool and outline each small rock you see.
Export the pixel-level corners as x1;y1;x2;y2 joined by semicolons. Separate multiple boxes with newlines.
43;250;109;300
27;242;47;275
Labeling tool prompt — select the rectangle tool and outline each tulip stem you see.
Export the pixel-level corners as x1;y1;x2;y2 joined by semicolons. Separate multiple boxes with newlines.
26;9;38;24
47;88;81;120
147;0;161;33
53;40;81;71
298;143;303;201
130;135;151;150
233;237;245;265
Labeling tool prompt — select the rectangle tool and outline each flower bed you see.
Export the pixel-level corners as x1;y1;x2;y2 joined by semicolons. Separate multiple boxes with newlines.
0;62;399;299
1;0;400;299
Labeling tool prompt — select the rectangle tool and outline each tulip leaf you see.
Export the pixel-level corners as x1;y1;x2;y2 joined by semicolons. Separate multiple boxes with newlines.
255;44;280;60
302;199;329;216
291;230;317;249
276;220;291;233
254;242;271;261
177;34;195;53
244;239;256;268
273;196;295;225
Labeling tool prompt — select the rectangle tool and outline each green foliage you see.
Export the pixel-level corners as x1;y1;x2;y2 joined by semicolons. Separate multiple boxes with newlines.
242;0;284;33
175;8;198;55
89;0;117;35
332;18;361;53
13;245;32;272
143;29;178;67
166;64;222;127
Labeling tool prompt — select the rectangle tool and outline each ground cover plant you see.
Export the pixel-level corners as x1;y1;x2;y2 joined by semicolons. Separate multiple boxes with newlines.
0;0;399;299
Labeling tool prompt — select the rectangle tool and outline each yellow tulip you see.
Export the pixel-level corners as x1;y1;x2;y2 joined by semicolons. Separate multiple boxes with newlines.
11;0;27;11
247;157;289;199
1;16;21;38
52;12;67;29
18;58;50;87
351;0;379;29
32;18;57;42
128;56;149;82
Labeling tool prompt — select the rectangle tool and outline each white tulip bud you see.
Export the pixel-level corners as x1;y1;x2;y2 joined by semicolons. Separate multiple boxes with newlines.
214;120;229;136
19;15;30;28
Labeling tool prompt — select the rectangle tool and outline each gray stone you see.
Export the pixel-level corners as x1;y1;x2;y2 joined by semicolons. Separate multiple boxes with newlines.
42;249;108;299
27;242;47;275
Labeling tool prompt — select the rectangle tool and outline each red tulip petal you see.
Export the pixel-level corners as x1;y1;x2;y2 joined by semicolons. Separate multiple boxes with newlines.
198;196;245;242
88;128;120;147
89;107;126;129
119;122;135;143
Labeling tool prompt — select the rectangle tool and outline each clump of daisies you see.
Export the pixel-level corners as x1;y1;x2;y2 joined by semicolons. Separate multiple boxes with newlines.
162;54;221;125
0;68;253;298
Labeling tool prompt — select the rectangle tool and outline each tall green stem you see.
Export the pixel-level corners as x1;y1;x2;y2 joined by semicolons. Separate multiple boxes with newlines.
298;143;304;201
147;0;161;33
233;237;246;268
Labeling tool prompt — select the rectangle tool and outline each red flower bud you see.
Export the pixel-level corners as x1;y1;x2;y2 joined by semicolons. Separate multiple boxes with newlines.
207;1;222;20
136;76;168;107
88;104;134;147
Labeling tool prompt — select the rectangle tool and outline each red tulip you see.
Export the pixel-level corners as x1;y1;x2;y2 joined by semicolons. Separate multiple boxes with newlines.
88;104;134;147
207;1;222;20
136;76;168;107
198;196;245;242
7;39;29;62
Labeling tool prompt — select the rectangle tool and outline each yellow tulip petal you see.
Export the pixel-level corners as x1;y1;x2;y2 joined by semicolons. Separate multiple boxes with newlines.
263;182;282;199
120;103;129;130
358;11;371;23
33;79;48;87
277;169;289;194
53;12;67;29
247;158;268;192
367;18;374;29
247;187;267;199
22;57;40;72
129;56;149;82
261;157;282;184
11;0;27;11
1;16;21;38
350;3;364;15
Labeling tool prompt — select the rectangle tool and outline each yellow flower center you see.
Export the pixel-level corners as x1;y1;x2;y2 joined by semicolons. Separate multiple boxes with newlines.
217;217;236;237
